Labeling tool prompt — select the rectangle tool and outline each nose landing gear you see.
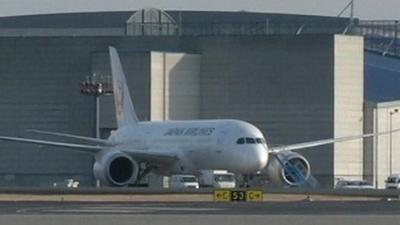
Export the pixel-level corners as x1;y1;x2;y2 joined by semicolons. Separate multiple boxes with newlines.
239;174;254;188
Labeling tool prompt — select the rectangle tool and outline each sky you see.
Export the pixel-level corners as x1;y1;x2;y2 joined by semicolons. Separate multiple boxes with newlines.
0;0;399;20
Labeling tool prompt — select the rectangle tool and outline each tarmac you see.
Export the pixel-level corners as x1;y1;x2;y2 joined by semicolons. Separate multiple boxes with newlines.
0;193;399;225
0;192;387;202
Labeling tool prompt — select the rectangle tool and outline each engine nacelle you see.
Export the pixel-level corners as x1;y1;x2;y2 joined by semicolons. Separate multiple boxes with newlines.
93;150;139;186
265;151;311;187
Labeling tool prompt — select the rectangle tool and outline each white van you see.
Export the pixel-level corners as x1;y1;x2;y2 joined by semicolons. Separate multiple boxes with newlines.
199;170;236;188
385;174;400;189
335;180;373;189
169;175;199;189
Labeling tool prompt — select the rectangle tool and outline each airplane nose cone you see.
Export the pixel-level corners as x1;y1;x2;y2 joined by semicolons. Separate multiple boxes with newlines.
247;146;268;172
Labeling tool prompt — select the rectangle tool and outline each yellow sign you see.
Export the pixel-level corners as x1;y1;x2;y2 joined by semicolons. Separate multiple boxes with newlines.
214;190;231;202
213;189;264;202
246;190;263;202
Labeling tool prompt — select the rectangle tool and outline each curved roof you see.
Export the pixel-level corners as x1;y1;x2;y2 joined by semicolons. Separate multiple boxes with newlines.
126;8;177;24
0;10;349;29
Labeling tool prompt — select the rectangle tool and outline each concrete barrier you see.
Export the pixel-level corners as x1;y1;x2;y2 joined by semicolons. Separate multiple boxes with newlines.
0;187;213;195
264;188;400;198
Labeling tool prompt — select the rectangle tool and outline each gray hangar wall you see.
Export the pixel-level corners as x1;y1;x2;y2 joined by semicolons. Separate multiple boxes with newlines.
0;37;182;186
0;35;363;187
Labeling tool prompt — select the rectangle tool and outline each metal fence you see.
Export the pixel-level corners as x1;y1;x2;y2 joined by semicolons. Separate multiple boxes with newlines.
354;20;399;57
126;19;400;57
179;21;349;36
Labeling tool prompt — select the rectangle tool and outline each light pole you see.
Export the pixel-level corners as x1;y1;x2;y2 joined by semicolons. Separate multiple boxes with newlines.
389;108;399;175
80;74;113;138
80;74;113;187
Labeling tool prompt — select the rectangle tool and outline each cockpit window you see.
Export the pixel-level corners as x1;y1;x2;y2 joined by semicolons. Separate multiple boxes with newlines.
236;138;245;144
246;137;255;144
238;137;266;144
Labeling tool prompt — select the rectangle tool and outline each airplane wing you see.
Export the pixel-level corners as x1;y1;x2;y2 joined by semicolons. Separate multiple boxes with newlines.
25;129;110;146
0;136;103;153
0;135;178;164
269;128;400;153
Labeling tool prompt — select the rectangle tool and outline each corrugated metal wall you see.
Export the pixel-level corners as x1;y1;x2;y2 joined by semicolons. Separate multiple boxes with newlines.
0;38;97;186
198;35;338;186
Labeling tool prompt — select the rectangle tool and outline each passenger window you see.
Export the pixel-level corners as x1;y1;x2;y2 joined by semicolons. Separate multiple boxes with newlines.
246;138;255;144
236;138;245;144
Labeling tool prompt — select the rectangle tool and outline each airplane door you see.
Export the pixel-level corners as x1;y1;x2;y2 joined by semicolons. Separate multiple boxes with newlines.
216;130;227;154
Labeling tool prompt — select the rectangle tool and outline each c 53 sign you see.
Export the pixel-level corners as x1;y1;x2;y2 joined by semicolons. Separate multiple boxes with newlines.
213;189;263;202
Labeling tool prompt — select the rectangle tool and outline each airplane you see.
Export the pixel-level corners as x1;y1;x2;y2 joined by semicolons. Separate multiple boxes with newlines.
0;46;398;187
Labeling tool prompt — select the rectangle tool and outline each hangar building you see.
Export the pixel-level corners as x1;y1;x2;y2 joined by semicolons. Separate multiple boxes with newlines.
364;52;400;188
0;9;398;188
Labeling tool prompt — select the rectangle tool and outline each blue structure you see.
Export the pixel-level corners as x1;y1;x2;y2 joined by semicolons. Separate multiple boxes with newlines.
365;52;400;102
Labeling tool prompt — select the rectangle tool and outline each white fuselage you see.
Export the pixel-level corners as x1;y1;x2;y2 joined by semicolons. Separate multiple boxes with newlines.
107;119;269;175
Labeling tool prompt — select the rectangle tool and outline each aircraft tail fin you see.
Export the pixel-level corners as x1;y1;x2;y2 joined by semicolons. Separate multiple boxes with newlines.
109;46;139;127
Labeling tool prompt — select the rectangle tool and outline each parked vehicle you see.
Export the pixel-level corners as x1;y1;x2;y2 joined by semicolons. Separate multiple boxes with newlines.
199;170;236;188
385;174;400;189
169;175;199;189
335;179;373;189
53;179;79;188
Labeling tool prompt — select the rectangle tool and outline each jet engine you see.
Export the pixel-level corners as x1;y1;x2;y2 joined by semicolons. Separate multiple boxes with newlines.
93;150;139;186
265;151;311;187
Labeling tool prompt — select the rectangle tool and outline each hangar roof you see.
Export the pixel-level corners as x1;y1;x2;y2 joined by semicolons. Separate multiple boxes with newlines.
0;12;133;28
0;10;349;29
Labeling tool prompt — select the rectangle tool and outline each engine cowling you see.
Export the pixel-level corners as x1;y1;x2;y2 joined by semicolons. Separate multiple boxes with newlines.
265;151;311;187
93;150;139;186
